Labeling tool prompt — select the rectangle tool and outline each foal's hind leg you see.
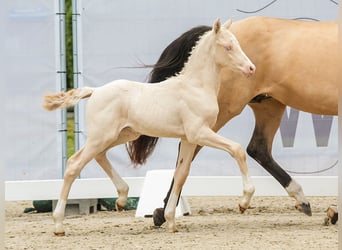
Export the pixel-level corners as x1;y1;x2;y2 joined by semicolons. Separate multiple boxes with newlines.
53;142;104;236
95;129;140;211
95;152;129;211
248;99;311;216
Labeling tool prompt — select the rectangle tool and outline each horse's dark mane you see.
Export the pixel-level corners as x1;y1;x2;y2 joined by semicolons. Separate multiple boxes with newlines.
126;25;211;166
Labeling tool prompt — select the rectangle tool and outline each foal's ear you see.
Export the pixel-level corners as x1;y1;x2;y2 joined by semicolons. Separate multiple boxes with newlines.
223;18;233;29
213;18;221;34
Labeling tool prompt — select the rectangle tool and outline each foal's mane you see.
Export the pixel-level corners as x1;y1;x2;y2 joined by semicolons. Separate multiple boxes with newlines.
126;25;211;165
148;25;211;83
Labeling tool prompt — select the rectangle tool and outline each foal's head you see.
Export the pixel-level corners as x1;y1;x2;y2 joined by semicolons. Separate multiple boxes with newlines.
212;18;255;77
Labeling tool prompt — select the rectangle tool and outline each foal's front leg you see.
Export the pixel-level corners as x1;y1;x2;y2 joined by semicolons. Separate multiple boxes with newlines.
192;128;255;211
164;140;196;232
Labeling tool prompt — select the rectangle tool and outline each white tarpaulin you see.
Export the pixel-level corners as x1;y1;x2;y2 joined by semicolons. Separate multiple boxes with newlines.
2;0;63;180
75;0;338;178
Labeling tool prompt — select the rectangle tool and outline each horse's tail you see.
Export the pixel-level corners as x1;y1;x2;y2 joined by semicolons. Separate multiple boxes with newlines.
126;136;159;166
42;87;94;111
126;25;211;166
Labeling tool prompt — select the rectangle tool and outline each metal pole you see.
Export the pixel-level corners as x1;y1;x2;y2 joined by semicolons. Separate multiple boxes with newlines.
57;0;67;177
72;0;80;153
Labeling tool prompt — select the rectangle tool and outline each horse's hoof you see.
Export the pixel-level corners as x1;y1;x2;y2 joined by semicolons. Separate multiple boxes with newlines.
239;204;247;214
331;212;338;224
153;208;166;226
54;232;65;237
326;205;338;225
295;202;312;216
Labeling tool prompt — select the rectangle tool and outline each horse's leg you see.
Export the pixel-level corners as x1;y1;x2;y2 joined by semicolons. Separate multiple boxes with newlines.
95;152;129;211
189;128;255;212
154;142;205;227
153;106;242;226
53;117;131;235
153;143;180;226
95;129;140;211
247;98;311;215
53;142;103;236
164;140;197;232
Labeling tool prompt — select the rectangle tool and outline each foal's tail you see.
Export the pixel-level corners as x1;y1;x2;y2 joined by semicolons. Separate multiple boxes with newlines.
42;87;94;111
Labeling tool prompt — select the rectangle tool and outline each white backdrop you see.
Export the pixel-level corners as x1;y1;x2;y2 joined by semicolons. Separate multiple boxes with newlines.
2;0;63;181
2;0;338;201
75;0;338;178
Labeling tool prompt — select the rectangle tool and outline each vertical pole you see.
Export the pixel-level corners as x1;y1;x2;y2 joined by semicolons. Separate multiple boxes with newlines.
72;0;80;153
57;0;67;176
0;3;5;246
338;4;342;248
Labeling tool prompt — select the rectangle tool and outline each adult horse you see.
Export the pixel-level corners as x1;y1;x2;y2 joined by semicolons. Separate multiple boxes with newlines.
126;16;338;226
43;18;256;234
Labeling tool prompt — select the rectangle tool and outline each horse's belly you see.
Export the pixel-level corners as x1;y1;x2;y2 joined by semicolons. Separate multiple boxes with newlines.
285;93;337;115
273;79;338;115
128;108;185;138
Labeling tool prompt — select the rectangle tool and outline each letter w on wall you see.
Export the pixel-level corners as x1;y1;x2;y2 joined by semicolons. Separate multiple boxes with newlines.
279;108;333;147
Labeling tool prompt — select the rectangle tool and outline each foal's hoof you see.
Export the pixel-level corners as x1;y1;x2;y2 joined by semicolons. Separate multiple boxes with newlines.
115;203;125;212
295;202;312;216
153;208;166;226
239;204;248;214
54;231;65;237
115;199;126;211
167;226;179;233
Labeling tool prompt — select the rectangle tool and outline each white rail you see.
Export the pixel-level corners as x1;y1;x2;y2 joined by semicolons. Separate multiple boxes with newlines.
5;176;337;201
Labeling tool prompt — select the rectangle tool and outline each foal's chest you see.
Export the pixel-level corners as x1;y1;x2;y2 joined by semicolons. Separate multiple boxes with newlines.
181;90;219;124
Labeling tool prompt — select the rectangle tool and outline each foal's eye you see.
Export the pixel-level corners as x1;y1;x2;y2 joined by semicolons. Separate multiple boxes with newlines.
225;45;233;51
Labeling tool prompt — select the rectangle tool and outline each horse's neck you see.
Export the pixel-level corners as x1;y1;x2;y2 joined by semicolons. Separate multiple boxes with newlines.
179;37;222;95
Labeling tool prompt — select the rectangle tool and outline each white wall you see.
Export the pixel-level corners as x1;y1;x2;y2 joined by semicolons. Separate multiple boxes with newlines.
75;0;338;178
3;0;338;200
2;0;63;181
